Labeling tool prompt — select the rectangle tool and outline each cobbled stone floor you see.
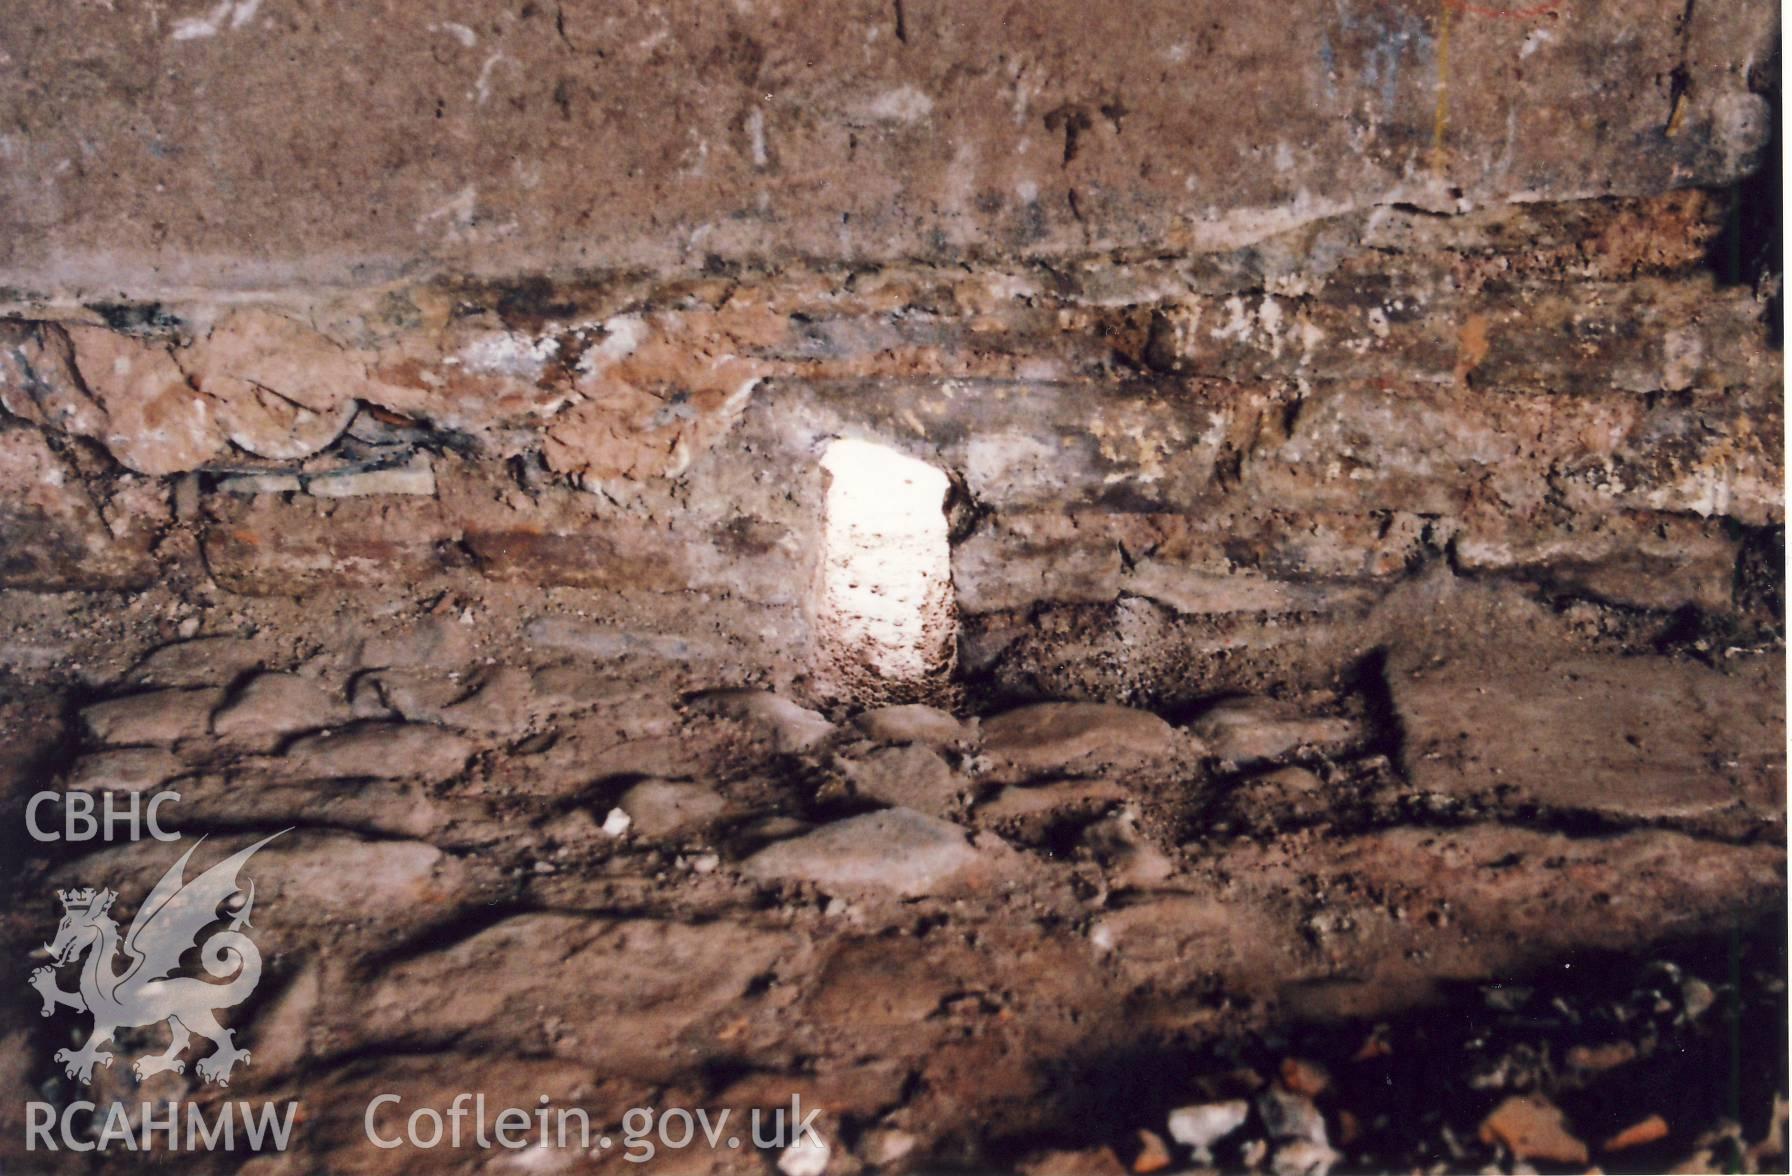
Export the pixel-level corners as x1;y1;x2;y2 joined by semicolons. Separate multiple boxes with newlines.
0;577;1782;1174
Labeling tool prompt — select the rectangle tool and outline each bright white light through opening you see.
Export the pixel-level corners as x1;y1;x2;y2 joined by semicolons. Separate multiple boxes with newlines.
817;439;955;698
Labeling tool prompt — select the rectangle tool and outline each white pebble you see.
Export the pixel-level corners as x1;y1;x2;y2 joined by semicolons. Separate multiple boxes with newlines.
1168;1100;1249;1150
778;1137;829;1176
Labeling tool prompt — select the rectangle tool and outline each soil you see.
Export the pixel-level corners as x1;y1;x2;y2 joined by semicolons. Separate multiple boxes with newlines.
0;564;1782;1174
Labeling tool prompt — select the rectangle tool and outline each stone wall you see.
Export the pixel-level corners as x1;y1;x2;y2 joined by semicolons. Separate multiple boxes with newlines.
1;2;1780;707
0;190;1781;707
0;0;1776;292
0;1;1782;1172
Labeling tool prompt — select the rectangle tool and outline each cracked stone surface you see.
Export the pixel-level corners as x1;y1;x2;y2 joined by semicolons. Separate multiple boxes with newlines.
0;1;1775;294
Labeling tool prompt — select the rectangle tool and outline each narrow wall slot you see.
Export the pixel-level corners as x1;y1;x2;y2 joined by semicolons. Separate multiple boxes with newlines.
816;439;956;702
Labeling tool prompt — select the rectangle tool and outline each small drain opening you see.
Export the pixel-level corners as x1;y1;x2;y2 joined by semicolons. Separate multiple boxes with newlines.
814;438;956;704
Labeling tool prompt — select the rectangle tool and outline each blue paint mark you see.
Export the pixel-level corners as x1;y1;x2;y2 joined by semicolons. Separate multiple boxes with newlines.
1370;30;1409;114
1328;0;1438;118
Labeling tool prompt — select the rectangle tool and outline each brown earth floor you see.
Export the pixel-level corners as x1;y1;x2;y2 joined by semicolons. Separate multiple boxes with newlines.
0;562;1782;1174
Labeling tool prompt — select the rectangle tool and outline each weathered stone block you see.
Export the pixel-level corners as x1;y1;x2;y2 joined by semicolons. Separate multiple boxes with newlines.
743;808;983;897
1392;653;1784;818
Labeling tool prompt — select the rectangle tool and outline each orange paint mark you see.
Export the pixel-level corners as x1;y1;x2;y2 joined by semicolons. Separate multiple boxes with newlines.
1456;313;1491;384
1666;91;1688;137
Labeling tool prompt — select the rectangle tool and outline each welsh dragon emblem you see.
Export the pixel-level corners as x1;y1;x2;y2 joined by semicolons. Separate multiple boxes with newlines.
29;833;284;1087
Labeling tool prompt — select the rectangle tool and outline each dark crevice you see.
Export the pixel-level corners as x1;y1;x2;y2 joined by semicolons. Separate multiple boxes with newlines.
1705;50;1781;346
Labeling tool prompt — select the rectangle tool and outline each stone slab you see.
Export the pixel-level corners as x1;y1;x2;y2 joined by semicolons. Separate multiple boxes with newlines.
1392;653;1785;818
0;0;1773;297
